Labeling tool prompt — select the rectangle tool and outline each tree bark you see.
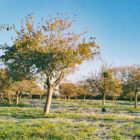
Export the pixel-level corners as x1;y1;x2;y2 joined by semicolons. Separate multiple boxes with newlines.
43;71;64;115
83;95;86;101
65;96;67;100
43;87;53;115
135;93;138;108
68;96;70;100
16;94;19;105
102;93;106;105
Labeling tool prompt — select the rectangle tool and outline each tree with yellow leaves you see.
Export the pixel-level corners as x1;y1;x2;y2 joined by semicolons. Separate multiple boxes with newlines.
87;64;121;105
59;83;76;100
1;14;100;115
0;69;13;103
12;79;41;105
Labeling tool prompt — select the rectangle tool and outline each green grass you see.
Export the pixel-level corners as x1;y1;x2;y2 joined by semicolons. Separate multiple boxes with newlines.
0;100;31;107
133;124;140;136
0;107;140;122
0;99;140;139
0;120;97;140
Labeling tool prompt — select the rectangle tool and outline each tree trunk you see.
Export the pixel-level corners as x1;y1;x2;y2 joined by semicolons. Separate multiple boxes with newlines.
65;96;67;100
75;96;77;102
43;87;53;115
43;71;64;115
83;95;86;101
8;94;11;104
102;93;106;105
68;96;70;100
16;94;19;105
135;93;138;108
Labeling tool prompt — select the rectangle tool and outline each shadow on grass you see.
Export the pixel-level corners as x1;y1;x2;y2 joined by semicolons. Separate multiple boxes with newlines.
0;101;31;107
11;112;57;119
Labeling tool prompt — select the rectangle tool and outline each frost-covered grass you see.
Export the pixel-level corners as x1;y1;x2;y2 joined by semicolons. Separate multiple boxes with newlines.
0;99;140;139
0;119;97;140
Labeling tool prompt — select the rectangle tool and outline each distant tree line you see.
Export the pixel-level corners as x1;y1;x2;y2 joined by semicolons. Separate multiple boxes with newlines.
59;65;140;108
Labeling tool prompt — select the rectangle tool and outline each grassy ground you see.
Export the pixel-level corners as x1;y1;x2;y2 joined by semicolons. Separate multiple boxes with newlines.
0;99;140;140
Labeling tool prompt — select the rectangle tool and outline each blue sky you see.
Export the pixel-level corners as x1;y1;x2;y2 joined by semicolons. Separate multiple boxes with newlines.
0;0;140;82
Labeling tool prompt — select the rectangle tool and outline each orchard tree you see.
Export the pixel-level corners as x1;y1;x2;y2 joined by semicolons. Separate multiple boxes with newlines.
130;68;140;108
99;66;121;105
123;66;140;108
12;79;41;105
108;77;121;100
109;68;122;100
1;14;100;115
113;66;140;108
87;65;121;105
77;81;90;100
0;68;40;104
0;69;13;103
30;85;45;99
59;83;76;100
112;66;131;99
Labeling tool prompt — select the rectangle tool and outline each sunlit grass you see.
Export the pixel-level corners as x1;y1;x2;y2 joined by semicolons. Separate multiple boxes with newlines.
0;99;140;139
0;119;97;140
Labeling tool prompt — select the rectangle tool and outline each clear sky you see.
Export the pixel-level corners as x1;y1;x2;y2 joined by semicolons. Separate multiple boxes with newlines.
0;0;140;82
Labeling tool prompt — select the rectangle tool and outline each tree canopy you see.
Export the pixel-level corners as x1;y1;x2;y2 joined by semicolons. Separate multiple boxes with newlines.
59;83;76;99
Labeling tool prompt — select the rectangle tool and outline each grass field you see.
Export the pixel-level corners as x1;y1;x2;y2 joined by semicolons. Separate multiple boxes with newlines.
0;99;140;140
